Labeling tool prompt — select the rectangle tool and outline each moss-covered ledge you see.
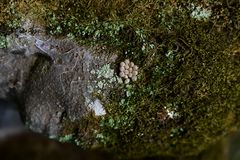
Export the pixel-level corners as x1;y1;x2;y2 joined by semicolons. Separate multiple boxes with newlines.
1;0;240;159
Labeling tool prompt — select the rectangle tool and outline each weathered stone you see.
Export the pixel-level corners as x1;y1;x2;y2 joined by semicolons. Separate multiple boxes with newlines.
0;46;37;99
0;31;120;137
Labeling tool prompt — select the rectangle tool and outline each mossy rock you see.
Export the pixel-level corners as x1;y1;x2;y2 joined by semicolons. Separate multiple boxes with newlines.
1;0;240;159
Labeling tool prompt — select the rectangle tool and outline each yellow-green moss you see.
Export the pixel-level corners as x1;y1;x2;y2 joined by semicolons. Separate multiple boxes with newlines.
1;0;240;159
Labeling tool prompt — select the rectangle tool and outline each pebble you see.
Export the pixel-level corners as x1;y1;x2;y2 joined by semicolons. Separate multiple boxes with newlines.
132;71;138;76
120;66;125;72
124;78;130;84
130;62;134;67
132;76;137;81
124;70;129;75
128;73;133;78
128;68;133;73
124;75;128;79
125;65;129;70
133;65;138;71
124;59;130;65
119;72;125;77
120;62;125;67
119;59;139;83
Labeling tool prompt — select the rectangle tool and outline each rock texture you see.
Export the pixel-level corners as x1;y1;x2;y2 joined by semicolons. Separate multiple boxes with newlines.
0;39;37;99
0;30;120;137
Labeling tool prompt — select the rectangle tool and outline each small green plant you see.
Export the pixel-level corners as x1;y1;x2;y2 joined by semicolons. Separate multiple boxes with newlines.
190;4;212;21
6;3;22;30
0;36;7;48
59;134;74;143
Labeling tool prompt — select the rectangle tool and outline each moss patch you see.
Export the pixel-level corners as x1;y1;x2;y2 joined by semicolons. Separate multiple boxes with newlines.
1;0;240;159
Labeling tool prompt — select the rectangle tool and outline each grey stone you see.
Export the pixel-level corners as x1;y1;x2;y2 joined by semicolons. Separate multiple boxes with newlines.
0;30;119;137
0;47;37;99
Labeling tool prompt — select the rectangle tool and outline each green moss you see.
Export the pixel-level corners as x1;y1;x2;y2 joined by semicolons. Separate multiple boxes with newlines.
43;0;240;159
0;35;7;48
60;113;102;149
96;64;114;79
0;1;22;32
1;0;240;159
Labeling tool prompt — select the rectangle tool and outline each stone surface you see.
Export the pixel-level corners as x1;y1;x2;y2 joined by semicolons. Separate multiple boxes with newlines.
0;99;25;139
0;30;120;137
0;42;37;99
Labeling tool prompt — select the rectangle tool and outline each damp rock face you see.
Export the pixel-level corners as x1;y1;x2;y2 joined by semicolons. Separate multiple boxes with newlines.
26;39;120;137
0;31;120;138
0;40;37;99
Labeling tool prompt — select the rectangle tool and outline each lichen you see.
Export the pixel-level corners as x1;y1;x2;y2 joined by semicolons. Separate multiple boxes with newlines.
0;36;7;48
59;134;74;143
88;99;106;116
96;64;114;79
190;4;212;21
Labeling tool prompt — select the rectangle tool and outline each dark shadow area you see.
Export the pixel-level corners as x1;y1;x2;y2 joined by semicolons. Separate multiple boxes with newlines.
19;53;52;123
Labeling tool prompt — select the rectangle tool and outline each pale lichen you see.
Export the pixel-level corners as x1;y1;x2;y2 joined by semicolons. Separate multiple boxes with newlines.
88;99;106;116
96;64;114;79
190;4;212;21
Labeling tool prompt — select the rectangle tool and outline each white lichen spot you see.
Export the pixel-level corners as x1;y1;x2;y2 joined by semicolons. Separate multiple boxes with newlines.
190;5;212;21
96;64;114;79
87;85;94;94
109;76;117;83
67;33;75;40
89;99;106;116
116;76;123;84
164;106;179;119
90;69;96;74
97;81;104;89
